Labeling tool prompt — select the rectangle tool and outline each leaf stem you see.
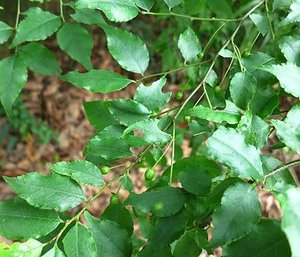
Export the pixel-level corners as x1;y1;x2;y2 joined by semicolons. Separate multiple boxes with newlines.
60;0;65;22
169;120;176;185
15;0;21;29
264;0;275;40
141;11;239;22
263;159;300;182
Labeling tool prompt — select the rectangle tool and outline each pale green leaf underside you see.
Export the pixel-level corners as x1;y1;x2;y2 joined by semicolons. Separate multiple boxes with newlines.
279;36;300;66
178;27;201;62
48;160;104;186
262;63;300;98
207;126;264;181
0;21;13;44
61;70;134;93
4;172;86;212
76;0;139;22
0;239;43;257
163;0;182;9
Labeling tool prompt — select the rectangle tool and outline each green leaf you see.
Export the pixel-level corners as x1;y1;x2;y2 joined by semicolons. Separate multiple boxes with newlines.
63;223;97;257
18;42;61;75
133;0;156;11
173;230;202;257
84;101;118;131
71;8;106;26
163;0;182;9
223;219;291;257
178;27;201;62
211;182;261;246
11;8;61;47
279;36;300;66
85;125;132;161
278;187;300;257
48;160;104;186
103;25;150;74
102;201;133;235
43;245;66;257
61;69;134;93
262;63;300;97
187;101;241;125
134;77;171;111
126;187;186;217
85;212;133;257
229;72;257;109
207;126;264;181
237;111;270;149
271;103;300;153
120;175;134;192
0;239;43;257
57;23;93;70
0;197;61;240
4;172;86;212
249;13;269;36
282;0;300;24
124;119;171;145
139;245;172;257
76;0;139;22
108;99;151;126
0;21;13;44
0;55;28;116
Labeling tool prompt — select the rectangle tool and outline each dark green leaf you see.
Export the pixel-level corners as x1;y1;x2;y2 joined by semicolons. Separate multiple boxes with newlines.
76;0;139;22
223;219;291;257
173;230;202;257
133;0;156;11
63;223;97;257
282;1;300;24
71;8;106;26
211;182;261;246
48;160;104;186
19;42;61;75
0;197;61;240
61;70;134;93
0;55;28;116
229;72;256;109
4;172;86;212
126;187;186;217
43;245;66;257
134;77;171;111
103;25;149;74
249;13;269;36
57;23;93;70
108;99;150;126
207;126;264;181
85;212;132;257
163;0;181;9
120;175;134;192
11;8;61;47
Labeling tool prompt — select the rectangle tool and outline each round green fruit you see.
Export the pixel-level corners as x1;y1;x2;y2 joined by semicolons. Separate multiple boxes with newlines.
145;168;155;181
184;116;191;123
100;166;110;175
175;92;184;100
214;86;221;94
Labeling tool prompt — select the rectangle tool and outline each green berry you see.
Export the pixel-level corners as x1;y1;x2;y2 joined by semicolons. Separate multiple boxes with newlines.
145;168;155;181
175;92;184;100
110;194;120;205
214;86;221;94
100;166;110;175
243;50;251;57
184;116;191;123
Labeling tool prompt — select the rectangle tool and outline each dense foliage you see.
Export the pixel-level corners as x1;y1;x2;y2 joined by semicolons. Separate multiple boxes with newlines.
0;0;300;256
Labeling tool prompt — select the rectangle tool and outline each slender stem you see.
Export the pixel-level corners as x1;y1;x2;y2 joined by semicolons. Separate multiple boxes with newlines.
202;22;228;56
141;11;239;22
153;105;180;117
173;1;264;120
203;84;213;109
193;92;205;107
265;0;275;40
153;141;173;168
219;58;234;88
263;160;300;182
60;0;65;22
137;60;210;83
169;120;176;185
15;0;21;29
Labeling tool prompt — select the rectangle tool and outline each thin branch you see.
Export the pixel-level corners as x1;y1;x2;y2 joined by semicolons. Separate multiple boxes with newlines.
15;0;21;29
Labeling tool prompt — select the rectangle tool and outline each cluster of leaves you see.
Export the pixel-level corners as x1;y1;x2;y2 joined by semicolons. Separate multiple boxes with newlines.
0;0;300;257
0;99;57;148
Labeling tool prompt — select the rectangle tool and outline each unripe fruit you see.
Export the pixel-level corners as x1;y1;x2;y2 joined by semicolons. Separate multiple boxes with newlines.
214;86;221;94
184;116;191;123
100;166;110;175
145;168;155;181
175;92;184;100
110;194;120;205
